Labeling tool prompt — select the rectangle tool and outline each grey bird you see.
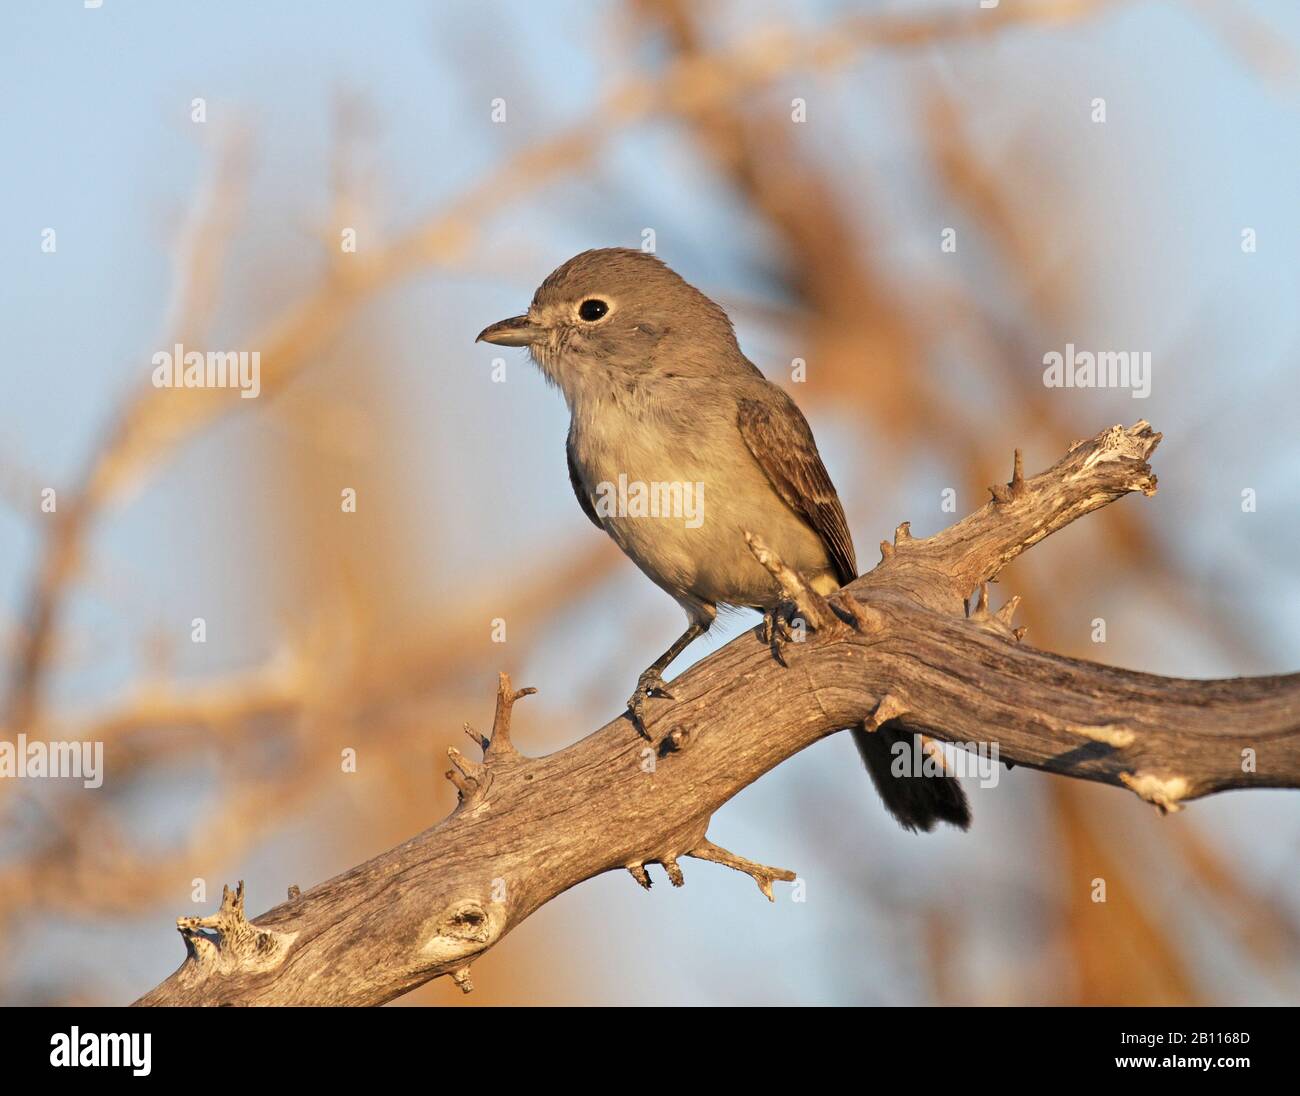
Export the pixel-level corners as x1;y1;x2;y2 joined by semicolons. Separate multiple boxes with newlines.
477;248;969;832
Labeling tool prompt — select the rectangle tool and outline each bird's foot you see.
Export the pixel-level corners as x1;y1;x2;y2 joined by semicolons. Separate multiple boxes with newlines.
628;667;674;739
761;605;801;667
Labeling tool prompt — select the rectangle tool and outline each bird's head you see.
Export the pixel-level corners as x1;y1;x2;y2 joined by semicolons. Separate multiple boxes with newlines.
476;248;739;400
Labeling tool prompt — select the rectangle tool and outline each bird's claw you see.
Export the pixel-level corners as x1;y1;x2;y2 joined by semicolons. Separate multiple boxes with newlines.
762;606;797;666
628;668;672;738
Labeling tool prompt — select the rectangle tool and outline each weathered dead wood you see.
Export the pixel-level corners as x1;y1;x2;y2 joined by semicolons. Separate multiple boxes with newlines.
134;421;1300;1005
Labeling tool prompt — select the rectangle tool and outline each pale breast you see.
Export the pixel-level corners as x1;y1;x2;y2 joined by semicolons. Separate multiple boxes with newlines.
569;396;836;612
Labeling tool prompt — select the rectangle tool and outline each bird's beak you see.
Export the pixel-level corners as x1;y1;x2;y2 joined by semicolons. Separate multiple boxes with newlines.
476;314;544;347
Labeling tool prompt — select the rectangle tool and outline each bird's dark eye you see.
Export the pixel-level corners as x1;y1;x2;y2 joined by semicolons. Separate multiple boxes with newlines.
578;298;609;322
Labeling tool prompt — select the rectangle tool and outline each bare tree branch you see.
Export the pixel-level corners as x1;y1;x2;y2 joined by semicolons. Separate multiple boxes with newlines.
134;421;1300;1005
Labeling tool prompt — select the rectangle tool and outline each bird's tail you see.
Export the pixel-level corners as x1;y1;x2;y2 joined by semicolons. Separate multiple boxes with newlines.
852;724;971;833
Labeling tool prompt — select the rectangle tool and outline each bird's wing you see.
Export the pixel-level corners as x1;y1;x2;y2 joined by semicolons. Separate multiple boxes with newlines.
736;394;858;585
566;430;603;529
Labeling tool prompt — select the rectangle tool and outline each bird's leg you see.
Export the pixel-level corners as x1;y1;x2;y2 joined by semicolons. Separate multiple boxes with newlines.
628;622;706;738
